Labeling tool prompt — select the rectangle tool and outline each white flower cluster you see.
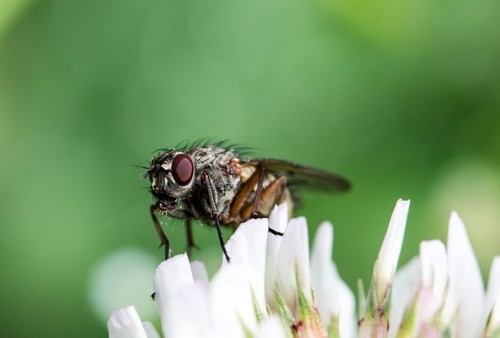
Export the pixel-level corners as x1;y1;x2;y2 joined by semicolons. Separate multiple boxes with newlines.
108;200;500;338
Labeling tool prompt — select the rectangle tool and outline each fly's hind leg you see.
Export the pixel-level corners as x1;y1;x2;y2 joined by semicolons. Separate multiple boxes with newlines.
228;165;263;222
226;165;287;235
241;176;288;236
241;176;287;220
251;165;266;217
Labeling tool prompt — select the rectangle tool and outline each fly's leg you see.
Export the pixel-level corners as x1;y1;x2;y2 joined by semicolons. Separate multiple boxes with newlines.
241;176;287;220
241;176;288;237
268;227;284;236
251;165;266;216
150;204;170;260
185;218;198;258
228;164;262;221
152;203;193;260
201;172;230;262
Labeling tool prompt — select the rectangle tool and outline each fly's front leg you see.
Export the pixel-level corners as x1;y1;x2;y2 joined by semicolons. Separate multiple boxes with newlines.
150;204;170;260
201;172;230;262
166;208;197;257
152;202;194;260
185;218;199;258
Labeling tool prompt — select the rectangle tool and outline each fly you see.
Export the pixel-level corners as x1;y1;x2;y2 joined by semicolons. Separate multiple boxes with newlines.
142;142;350;262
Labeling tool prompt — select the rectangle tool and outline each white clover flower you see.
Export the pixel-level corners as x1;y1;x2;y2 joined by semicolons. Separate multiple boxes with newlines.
386;210;489;338
108;200;500;338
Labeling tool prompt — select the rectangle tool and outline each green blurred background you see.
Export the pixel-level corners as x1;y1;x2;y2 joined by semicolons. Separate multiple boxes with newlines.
1;0;500;336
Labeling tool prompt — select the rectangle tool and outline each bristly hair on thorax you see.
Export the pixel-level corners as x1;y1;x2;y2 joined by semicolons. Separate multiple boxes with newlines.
156;138;255;158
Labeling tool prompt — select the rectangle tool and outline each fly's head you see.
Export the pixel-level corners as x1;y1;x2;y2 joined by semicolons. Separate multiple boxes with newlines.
142;150;196;199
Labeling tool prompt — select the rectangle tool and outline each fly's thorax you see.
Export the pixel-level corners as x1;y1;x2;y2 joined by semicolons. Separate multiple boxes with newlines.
188;146;237;167
200;161;242;215
172;146;243;219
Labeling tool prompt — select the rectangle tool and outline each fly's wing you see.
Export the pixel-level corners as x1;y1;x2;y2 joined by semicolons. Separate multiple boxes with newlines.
243;158;350;193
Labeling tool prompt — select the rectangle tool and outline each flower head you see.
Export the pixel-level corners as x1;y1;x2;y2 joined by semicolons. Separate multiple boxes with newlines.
108;200;499;338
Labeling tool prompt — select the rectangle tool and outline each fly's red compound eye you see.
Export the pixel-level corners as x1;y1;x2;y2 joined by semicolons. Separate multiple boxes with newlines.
171;154;194;186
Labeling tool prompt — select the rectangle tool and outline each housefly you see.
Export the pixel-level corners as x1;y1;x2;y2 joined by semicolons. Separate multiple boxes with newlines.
142;142;350;262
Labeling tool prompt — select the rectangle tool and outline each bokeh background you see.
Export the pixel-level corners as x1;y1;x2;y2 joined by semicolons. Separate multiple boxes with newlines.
1;0;500;336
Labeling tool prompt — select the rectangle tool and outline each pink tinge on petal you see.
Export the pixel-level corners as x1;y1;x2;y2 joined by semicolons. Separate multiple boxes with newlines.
420;240;447;299
417;288;445;328
415;240;448;327
446;212;485;338
108;305;148;338
388;258;421;338
418;326;443;338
